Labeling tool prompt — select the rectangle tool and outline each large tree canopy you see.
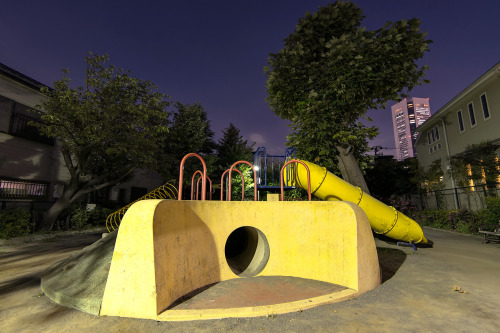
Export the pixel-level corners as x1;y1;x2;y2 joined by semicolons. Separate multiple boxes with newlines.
33;54;171;230
265;1;431;192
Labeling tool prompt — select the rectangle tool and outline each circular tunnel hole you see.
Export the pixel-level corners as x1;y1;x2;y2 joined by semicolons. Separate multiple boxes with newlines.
225;226;270;277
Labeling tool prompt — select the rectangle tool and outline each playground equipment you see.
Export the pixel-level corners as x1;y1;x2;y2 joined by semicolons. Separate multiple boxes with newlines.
290;159;427;244
43;150;426;321
98;154;380;319
253;147;296;190
105;183;177;232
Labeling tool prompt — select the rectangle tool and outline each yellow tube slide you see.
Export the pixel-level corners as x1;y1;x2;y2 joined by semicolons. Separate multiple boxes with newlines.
293;160;427;244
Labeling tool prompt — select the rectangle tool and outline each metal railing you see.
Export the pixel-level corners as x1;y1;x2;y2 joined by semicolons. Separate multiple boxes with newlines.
419;183;500;211
0;178;49;201
9;112;55;145
105;183;178;232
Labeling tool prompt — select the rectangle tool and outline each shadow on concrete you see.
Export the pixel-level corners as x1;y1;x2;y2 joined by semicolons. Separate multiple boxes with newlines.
166;282;219;310
376;247;406;283
0;233;102;297
0;272;42;296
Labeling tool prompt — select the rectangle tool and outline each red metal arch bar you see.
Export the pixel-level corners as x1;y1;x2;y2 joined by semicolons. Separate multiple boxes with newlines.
280;160;312;201
196;175;212;200
227;161;258;201
191;170;203;200
220;168;245;201
178;153;207;201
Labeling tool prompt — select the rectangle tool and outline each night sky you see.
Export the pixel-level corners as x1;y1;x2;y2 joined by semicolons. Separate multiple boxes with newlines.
2;0;499;156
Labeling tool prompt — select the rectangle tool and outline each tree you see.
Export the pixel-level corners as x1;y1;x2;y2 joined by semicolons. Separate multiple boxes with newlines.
264;1;431;193
449;140;500;190
365;156;419;202
32;54;171;230
215;123;255;200
215;123;254;174
163;102;215;181
416;159;447;209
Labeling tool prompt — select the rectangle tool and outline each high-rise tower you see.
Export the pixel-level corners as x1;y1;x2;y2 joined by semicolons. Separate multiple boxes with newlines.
391;97;431;161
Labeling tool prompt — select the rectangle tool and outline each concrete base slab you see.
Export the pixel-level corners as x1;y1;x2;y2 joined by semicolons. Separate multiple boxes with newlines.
159;276;358;321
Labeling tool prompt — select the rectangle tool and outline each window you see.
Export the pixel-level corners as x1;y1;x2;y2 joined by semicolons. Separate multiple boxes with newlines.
457;110;464;132
0;95;13;132
480;93;490;119
428;126;440;145
0;94;54;145
468;102;476;126
9;112;54;145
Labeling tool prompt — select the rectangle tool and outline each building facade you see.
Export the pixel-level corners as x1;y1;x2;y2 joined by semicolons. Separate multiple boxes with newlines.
0;63;163;209
415;61;500;210
391;97;431;161
0;63;64;204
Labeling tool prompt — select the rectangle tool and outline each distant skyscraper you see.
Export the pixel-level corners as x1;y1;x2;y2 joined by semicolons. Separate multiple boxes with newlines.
391;97;431;161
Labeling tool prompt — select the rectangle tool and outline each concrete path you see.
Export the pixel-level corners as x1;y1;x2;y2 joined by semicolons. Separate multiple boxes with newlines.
0;227;499;332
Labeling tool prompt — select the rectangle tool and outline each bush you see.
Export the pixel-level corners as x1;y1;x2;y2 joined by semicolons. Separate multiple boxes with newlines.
412;209;450;230
475;197;500;227
54;204;114;231
447;209;476;233
0;207;33;239
389;197;417;215
412;209;477;233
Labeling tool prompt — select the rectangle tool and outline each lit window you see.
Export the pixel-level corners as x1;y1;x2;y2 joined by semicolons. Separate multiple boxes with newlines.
467;164;474;190
468;102;476;126
480;93;490;119
457;110;464;132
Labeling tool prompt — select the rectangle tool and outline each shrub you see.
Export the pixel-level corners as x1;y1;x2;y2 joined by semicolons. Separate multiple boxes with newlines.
476;197;500;226
53;204;114;231
413;209;450;229
447;209;476;233
390;198;417;215
69;205;89;230
0;207;33;239
87;206;114;226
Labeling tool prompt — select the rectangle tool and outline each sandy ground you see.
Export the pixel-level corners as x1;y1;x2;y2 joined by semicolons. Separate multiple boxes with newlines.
1;227;499;333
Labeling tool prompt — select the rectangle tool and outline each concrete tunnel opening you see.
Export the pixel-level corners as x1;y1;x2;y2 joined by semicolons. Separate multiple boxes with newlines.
225;226;270;277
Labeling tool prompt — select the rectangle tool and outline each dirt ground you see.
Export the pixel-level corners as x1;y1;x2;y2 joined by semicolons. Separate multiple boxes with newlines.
1;227;499;333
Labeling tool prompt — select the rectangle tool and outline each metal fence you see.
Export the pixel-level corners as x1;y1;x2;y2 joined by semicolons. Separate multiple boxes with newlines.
419;183;500;211
0;178;50;201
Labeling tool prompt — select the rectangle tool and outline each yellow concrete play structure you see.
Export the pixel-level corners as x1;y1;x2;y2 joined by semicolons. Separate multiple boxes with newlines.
42;152;427;321
100;154;420;320
100;199;381;320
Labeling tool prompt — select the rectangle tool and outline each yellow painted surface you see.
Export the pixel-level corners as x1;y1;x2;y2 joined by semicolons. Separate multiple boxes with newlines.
100;200;380;320
266;193;280;201
294;160;427;244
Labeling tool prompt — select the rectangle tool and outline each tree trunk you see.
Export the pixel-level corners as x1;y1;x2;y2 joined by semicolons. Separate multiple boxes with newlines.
336;145;370;194
40;197;71;231
40;183;80;231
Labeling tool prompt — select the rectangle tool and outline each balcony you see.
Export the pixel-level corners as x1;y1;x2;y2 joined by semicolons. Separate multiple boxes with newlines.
9;112;55;145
